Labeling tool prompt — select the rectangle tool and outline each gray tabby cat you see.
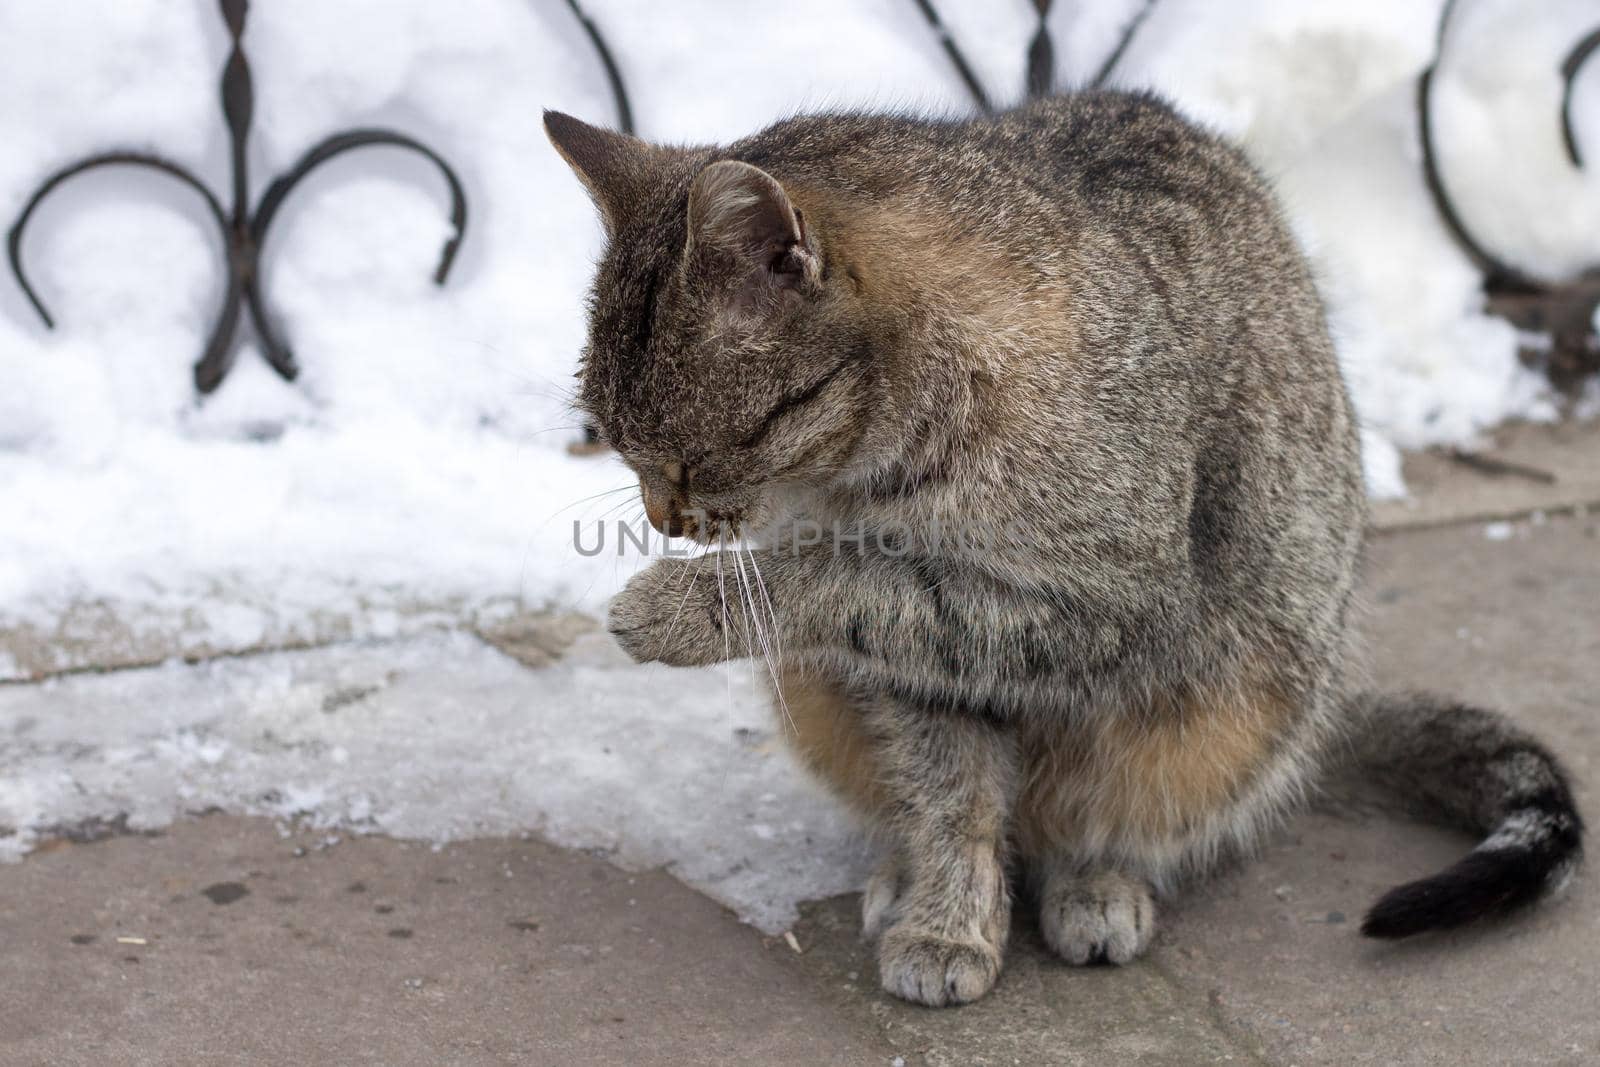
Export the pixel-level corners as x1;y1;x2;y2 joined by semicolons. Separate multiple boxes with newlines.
545;92;1582;1007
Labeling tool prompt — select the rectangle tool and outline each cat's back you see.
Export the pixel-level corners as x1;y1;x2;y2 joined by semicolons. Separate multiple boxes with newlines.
736;93;1325;362
734;92;1269;232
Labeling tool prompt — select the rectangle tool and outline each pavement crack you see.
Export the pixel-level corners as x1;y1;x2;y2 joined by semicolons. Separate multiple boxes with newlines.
1144;953;1276;1066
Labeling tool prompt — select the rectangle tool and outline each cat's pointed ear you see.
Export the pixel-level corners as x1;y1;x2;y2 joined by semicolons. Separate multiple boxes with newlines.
686;160;820;306
544;110;655;231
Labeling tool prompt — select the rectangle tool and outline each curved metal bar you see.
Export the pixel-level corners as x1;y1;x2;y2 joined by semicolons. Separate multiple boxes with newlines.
1417;0;1537;290
241;270;298;383
1560;27;1600;168
6;152;230;329
250;128;469;286
908;0;993;115
1092;0;1158;89
194;255;248;393
564;0;636;135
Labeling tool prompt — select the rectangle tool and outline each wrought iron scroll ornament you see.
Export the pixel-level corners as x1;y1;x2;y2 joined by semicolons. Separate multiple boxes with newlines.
5;0;468;394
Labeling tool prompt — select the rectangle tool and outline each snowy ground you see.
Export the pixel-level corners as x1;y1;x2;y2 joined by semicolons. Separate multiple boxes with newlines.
1;1;1598;919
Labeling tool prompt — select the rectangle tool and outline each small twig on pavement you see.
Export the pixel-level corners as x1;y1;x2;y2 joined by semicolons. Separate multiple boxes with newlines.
1447;449;1558;485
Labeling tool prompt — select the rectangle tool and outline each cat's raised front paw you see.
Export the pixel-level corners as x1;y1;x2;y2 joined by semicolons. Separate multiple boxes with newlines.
608;558;740;667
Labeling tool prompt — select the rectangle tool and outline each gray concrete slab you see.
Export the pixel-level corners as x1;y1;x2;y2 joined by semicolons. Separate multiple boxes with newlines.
1371;417;1600;532
2;496;1597;1065
0;819;897;1066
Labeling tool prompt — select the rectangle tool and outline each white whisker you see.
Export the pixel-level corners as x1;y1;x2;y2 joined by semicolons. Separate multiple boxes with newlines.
663;544;713;639
744;547;783;668
735;545;793;735
715;534;734;715
544;483;634;527
731;543;759;667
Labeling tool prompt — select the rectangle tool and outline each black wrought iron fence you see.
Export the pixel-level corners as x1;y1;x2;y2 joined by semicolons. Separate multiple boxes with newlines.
6;0;467;394
5;0;1597;400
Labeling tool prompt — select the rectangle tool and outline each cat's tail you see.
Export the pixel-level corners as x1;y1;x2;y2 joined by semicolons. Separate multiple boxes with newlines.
1346;692;1583;939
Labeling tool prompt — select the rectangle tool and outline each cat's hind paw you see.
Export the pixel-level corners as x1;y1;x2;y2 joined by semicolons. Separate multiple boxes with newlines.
1039;868;1155;966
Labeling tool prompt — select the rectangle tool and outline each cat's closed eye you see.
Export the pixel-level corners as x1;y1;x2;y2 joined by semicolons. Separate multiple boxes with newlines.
736;356;856;451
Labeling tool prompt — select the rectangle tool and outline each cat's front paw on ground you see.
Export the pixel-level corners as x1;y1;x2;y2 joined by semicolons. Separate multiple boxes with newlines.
1039;868;1155;966
877;925;1001;1006
607;558;737;667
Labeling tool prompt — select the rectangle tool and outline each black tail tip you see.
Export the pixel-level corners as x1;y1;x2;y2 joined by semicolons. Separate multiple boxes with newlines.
1360;880;1449;939
1360;846;1578;940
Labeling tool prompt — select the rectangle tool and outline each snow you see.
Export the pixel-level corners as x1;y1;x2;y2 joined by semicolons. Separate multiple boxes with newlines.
1;2;1597;924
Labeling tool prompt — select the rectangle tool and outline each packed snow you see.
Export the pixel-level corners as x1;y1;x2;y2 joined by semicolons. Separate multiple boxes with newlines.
1;1;1597;924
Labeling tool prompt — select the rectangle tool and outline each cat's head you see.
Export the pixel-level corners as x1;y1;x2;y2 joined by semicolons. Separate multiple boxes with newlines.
546;111;874;541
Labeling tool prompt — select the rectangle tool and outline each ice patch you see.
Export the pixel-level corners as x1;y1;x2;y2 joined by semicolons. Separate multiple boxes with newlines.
0;632;869;934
